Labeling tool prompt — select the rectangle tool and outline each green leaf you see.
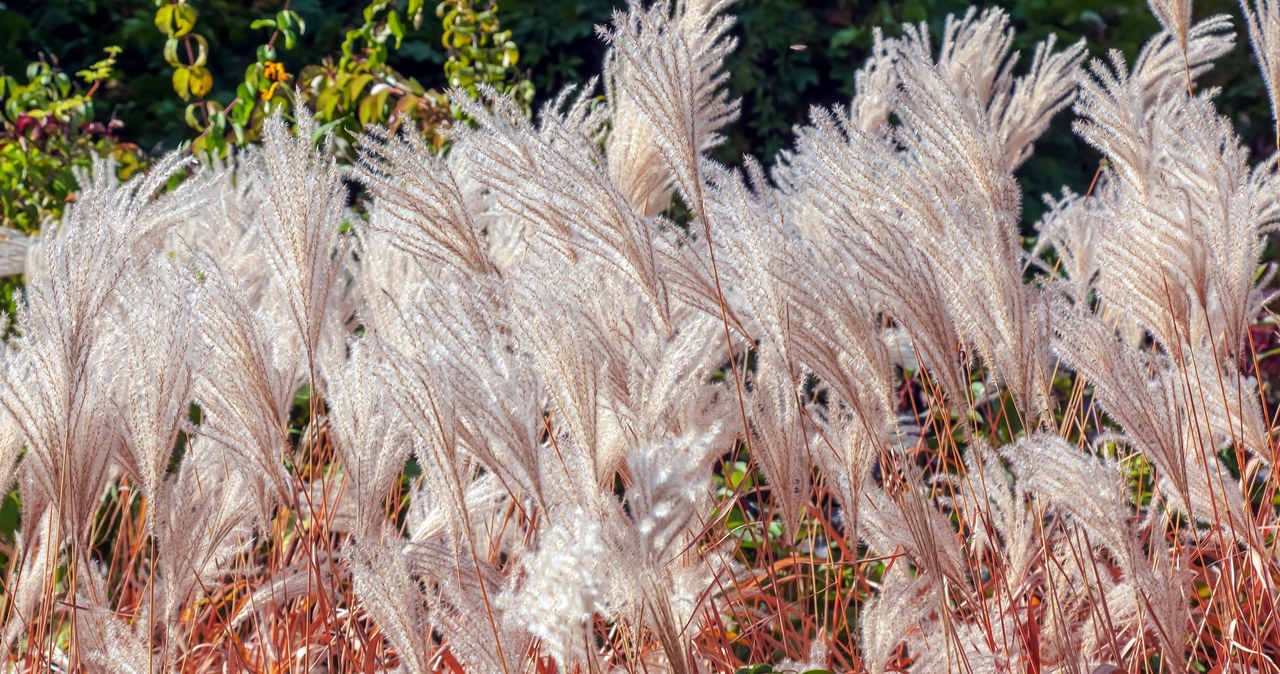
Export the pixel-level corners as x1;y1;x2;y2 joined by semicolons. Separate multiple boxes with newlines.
316;87;341;120
0;490;20;542
388;10;405;49
244;64;262;90
313;117;346;143
250;18;277;31
408;0;425;28
208;110;226;138
902;0;927;23
231;88;254;124
830;26;860;49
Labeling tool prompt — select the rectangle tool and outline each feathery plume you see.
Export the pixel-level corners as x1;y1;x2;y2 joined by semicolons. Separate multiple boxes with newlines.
1242;0;1280;145
251;110;349;380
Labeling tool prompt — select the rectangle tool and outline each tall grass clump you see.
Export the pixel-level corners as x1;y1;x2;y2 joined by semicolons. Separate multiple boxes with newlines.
4;0;1280;672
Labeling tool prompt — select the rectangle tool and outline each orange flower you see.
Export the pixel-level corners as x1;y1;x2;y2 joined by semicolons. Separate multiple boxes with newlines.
263;60;289;82
261;61;289;100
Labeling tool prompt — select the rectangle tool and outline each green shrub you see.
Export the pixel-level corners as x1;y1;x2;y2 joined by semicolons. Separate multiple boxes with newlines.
0;47;144;232
147;0;531;158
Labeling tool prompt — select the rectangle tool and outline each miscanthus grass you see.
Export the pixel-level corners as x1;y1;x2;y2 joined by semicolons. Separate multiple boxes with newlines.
3;0;1280;672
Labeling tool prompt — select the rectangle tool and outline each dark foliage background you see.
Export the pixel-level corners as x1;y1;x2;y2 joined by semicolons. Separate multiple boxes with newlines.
0;0;1272;225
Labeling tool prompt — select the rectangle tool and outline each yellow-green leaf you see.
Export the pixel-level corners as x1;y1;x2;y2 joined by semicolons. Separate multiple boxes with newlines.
387;10;405;49
156;3;197;38
154;5;176;36
189;66;213;97
173;3;197;37
316;87;341;120
190;34;209;68
172;66;191;100
184;102;203;130
346;74;375;102
358;89;391;125
163;38;182;67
